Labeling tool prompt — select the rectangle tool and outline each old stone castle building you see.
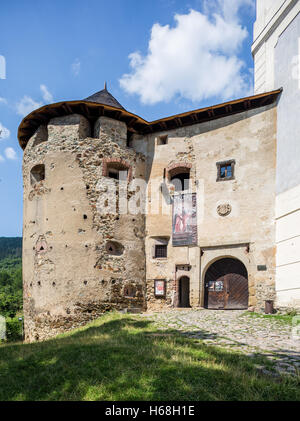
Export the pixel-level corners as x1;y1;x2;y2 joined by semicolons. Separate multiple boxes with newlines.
18;0;300;342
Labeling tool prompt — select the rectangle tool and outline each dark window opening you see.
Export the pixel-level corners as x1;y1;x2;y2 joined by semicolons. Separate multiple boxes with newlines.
216;160;235;181
107;168;128;181
155;244;167;258
171;172;190;192
127;131;134;148
157;135;168;145
30;164;45;185
106;241;124;256
124;286;136;298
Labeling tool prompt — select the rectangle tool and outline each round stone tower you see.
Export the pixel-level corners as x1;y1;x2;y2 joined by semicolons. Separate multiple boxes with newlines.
19;86;147;341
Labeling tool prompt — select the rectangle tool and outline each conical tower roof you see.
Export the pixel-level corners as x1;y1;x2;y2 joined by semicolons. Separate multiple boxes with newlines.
84;83;124;109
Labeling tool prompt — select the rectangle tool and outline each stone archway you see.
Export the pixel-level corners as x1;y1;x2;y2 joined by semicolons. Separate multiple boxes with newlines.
204;258;248;310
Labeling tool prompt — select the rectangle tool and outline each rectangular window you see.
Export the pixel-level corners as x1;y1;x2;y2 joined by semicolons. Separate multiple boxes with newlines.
216;160;235;182
154;244;167;258
108;169;128;180
157;135;168;145
30;164;45;185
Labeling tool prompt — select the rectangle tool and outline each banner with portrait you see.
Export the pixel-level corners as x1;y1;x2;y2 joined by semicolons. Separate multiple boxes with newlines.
172;193;197;246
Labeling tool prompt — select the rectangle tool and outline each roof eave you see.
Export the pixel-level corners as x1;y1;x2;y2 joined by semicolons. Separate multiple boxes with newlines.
17;88;282;149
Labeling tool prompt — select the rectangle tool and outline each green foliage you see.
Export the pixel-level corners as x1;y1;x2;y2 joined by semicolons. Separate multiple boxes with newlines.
0;312;299;401
286;308;298;317
0;238;22;260
0;238;23;323
5;317;23;342
0;259;22;318
243;311;296;324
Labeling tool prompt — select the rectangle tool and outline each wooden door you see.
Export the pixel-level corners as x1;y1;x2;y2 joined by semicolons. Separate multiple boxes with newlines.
179;277;190;308
204;258;248;310
226;273;248;309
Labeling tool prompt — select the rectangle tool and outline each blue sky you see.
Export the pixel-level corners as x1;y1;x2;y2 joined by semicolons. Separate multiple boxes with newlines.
0;0;255;237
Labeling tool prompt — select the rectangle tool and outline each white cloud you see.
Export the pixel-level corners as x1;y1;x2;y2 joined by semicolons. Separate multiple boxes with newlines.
0;97;7;104
40;84;53;103
4;147;17;160
16;84;54;117
71;58;81;76
16;95;43;117
205;0;255;23
0;122;10;140
120;5;253;104
0;154;4;162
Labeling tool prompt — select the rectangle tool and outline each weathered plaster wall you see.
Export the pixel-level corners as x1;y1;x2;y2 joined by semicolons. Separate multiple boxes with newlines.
23;114;146;342
145;105;277;312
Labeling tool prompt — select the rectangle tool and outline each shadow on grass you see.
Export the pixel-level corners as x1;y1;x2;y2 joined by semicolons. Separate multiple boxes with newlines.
0;314;299;401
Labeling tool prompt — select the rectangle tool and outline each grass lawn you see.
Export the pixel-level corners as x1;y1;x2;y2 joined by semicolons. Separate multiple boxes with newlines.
0;312;299;401
242;311;297;324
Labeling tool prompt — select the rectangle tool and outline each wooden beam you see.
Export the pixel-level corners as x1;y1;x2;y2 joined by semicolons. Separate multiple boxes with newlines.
127;117;138;128
160;121;168;130
114;111;123;119
243;100;251;110
191;113;199;122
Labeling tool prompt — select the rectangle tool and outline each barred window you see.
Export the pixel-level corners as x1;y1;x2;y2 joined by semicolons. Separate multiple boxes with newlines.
155;244;167;258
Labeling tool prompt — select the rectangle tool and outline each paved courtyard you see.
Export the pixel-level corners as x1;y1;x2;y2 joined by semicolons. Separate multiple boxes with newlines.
140;309;300;377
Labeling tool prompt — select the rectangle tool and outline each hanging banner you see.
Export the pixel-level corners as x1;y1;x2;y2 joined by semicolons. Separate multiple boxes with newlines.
172;193;197;246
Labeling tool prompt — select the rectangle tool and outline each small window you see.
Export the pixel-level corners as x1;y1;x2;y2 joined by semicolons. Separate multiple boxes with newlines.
216;160;235;182
106;241;124;256
103;159;130;181
108;169;128;181
127;131;134;148
124;285;136;298
30;164;45;185
155;244;167;258
157;135;168;145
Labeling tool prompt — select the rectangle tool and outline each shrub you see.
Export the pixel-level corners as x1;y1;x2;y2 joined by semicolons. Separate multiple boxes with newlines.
5;317;23;342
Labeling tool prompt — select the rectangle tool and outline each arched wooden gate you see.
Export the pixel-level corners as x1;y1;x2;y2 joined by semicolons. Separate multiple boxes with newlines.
204;258;248;310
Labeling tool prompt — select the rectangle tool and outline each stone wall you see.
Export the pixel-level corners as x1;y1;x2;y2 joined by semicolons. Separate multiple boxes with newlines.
23;114;146;342
22;103;278;341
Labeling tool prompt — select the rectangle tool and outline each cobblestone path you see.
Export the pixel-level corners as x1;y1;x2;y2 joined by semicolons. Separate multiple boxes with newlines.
140;309;300;377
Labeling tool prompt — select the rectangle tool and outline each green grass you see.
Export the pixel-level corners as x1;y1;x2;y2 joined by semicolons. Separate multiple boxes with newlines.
242;311;297;324
0;312;299;401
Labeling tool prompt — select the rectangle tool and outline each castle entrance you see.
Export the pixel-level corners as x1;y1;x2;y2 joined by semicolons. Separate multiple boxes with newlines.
178;276;190;308
204;258;248;310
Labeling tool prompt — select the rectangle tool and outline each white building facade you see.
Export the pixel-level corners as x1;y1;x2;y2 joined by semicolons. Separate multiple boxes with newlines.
252;0;300;309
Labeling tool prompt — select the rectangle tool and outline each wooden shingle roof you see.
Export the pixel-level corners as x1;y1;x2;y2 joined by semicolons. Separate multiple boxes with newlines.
84;85;125;110
17;88;282;150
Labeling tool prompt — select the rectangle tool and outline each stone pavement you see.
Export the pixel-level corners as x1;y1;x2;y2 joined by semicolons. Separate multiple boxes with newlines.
140;309;300;377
